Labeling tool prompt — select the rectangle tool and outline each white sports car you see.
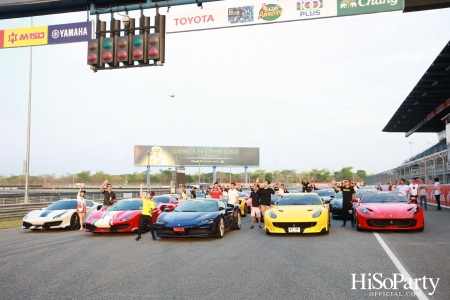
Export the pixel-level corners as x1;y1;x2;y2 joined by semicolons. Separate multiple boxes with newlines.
22;199;103;230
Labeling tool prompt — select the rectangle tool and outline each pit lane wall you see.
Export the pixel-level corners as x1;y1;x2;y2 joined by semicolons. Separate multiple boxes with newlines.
380;185;449;209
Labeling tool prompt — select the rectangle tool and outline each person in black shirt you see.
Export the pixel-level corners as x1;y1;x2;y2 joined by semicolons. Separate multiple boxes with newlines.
249;184;262;229
256;178;275;218
190;187;197;199
301;179;310;193
335;179;356;227
100;180;117;209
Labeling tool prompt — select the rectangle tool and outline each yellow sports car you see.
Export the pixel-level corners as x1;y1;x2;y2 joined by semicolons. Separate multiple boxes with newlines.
238;192;249;217
264;193;329;234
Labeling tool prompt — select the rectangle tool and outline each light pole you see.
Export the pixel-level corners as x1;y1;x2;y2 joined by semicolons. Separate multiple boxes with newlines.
24;16;33;203
126;156;128;185
147;151;152;192
44;156;46;184
409;142;413;157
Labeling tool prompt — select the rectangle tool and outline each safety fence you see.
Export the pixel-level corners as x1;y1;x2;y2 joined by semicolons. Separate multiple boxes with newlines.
0;189;171;219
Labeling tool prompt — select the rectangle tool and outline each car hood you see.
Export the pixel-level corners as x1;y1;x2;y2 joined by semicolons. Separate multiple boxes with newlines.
359;202;417;217
160;211;220;226
87;210;140;226
25;209;74;220
270;205;324;220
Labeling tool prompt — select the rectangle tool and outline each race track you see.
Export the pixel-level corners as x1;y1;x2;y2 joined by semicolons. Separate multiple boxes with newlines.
0;208;449;300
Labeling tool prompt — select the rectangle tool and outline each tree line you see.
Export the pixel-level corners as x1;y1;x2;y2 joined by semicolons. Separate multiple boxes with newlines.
0;167;369;186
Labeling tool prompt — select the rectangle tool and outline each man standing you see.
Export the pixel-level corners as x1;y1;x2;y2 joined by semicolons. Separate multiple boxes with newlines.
100;180;116;209
257;178;275;217
335;179;356;227
190;187;197;199
227;183;239;205
394;179;408;197
249;184;262;229
408;179;419;202
135;183;156;241
209;182;223;200
433;177;442;210
181;186;188;200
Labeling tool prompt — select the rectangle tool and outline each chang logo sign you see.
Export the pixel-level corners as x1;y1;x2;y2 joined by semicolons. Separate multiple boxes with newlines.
258;3;283;21
297;0;323;17
338;0;402;15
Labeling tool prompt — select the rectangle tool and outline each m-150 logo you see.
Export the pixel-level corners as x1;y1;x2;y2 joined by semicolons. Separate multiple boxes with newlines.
258;3;283;21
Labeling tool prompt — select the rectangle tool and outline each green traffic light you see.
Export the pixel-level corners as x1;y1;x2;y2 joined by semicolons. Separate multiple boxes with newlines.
133;36;143;47
103;39;113;50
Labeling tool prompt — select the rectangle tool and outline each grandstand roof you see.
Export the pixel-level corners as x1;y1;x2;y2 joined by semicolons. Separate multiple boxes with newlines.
382;41;450;137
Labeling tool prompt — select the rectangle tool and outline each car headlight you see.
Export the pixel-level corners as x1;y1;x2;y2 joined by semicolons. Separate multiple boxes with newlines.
200;218;215;224
156;218;166;225
269;210;277;219
53;211;67;219
410;206;418;216
360;207;372;216
23;214;28;220
312;209;322;218
120;213;134;221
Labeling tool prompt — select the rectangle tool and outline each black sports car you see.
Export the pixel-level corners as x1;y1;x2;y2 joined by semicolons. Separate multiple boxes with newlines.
155;199;241;238
330;189;373;219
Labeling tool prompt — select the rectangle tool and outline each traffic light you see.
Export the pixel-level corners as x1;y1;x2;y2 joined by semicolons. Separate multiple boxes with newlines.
132;35;144;61
87;39;99;65
147;33;160;61
116;36;128;63
101;37;114;65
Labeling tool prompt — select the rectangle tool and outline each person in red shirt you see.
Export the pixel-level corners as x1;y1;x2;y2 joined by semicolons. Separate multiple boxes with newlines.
388;183;393;191
209;182;223;200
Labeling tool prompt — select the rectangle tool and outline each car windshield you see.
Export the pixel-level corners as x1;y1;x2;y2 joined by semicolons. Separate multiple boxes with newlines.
276;195;322;206
196;193;206;198
238;192;247;197
361;193;408;203
314;190;335;196
153;196;170;203
107;200;143;211
45;200;77;210
174;200;218;212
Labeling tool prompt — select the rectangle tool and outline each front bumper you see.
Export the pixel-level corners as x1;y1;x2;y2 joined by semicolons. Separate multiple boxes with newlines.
264;217;328;234
156;224;216;237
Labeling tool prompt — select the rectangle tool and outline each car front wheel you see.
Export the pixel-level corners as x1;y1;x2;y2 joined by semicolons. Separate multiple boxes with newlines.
70;213;80;230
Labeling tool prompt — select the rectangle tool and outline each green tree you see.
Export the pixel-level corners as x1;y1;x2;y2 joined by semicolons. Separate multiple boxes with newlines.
91;171;111;183
75;170;91;183
341;167;354;181
356;170;367;180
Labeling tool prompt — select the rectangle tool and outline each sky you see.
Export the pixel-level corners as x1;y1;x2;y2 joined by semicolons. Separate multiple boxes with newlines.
0;0;449;178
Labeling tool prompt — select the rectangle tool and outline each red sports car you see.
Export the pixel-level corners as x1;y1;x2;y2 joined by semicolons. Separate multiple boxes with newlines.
84;198;176;233
354;191;424;232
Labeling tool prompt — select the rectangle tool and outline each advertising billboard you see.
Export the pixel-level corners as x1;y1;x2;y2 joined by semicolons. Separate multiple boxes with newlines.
166;0;338;33
134;146;260;167
0;21;93;49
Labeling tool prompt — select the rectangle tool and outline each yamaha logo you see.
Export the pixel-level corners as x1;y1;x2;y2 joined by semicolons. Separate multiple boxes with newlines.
51;30;59;39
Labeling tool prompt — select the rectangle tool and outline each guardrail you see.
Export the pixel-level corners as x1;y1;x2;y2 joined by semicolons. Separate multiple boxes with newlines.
0;190;172;220
0;203;52;220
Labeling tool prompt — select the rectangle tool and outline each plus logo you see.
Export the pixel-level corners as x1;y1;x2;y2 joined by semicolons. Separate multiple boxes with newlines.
297;0;323;17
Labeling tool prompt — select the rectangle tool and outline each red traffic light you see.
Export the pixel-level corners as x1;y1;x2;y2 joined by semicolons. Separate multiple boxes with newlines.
133;48;143;60
88;53;97;63
103;51;112;61
148;48;158;58
117;50;127;61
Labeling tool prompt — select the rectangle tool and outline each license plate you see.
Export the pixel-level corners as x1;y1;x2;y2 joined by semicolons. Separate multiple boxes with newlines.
288;227;300;233
173;228;185;232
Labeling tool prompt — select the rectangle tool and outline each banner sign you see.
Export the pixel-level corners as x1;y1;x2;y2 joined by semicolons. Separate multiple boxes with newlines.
0;21;93;49
166;0;336;33
134;146;260;167
166;0;403;33
337;0;403;16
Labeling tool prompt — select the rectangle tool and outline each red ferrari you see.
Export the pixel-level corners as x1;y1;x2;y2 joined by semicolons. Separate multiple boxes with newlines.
84;198;176;233
354;191;424;232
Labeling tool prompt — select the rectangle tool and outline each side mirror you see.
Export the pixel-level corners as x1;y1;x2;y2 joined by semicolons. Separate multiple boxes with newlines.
330;195;335;198
225;207;233;212
164;208;170;212
351;198;358;203
219;206;225;211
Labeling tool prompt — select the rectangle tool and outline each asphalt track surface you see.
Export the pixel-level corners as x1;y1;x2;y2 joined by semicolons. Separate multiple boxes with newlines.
0;207;449;300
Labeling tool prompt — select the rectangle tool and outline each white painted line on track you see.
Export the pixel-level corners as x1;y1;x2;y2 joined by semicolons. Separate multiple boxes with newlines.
373;232;429;300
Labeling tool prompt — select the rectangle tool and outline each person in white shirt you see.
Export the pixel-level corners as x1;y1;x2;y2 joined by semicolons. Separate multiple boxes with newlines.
227;183;239;205
433;177;442;210
394;179;409;197
408;179;419;202
276;183;285;197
